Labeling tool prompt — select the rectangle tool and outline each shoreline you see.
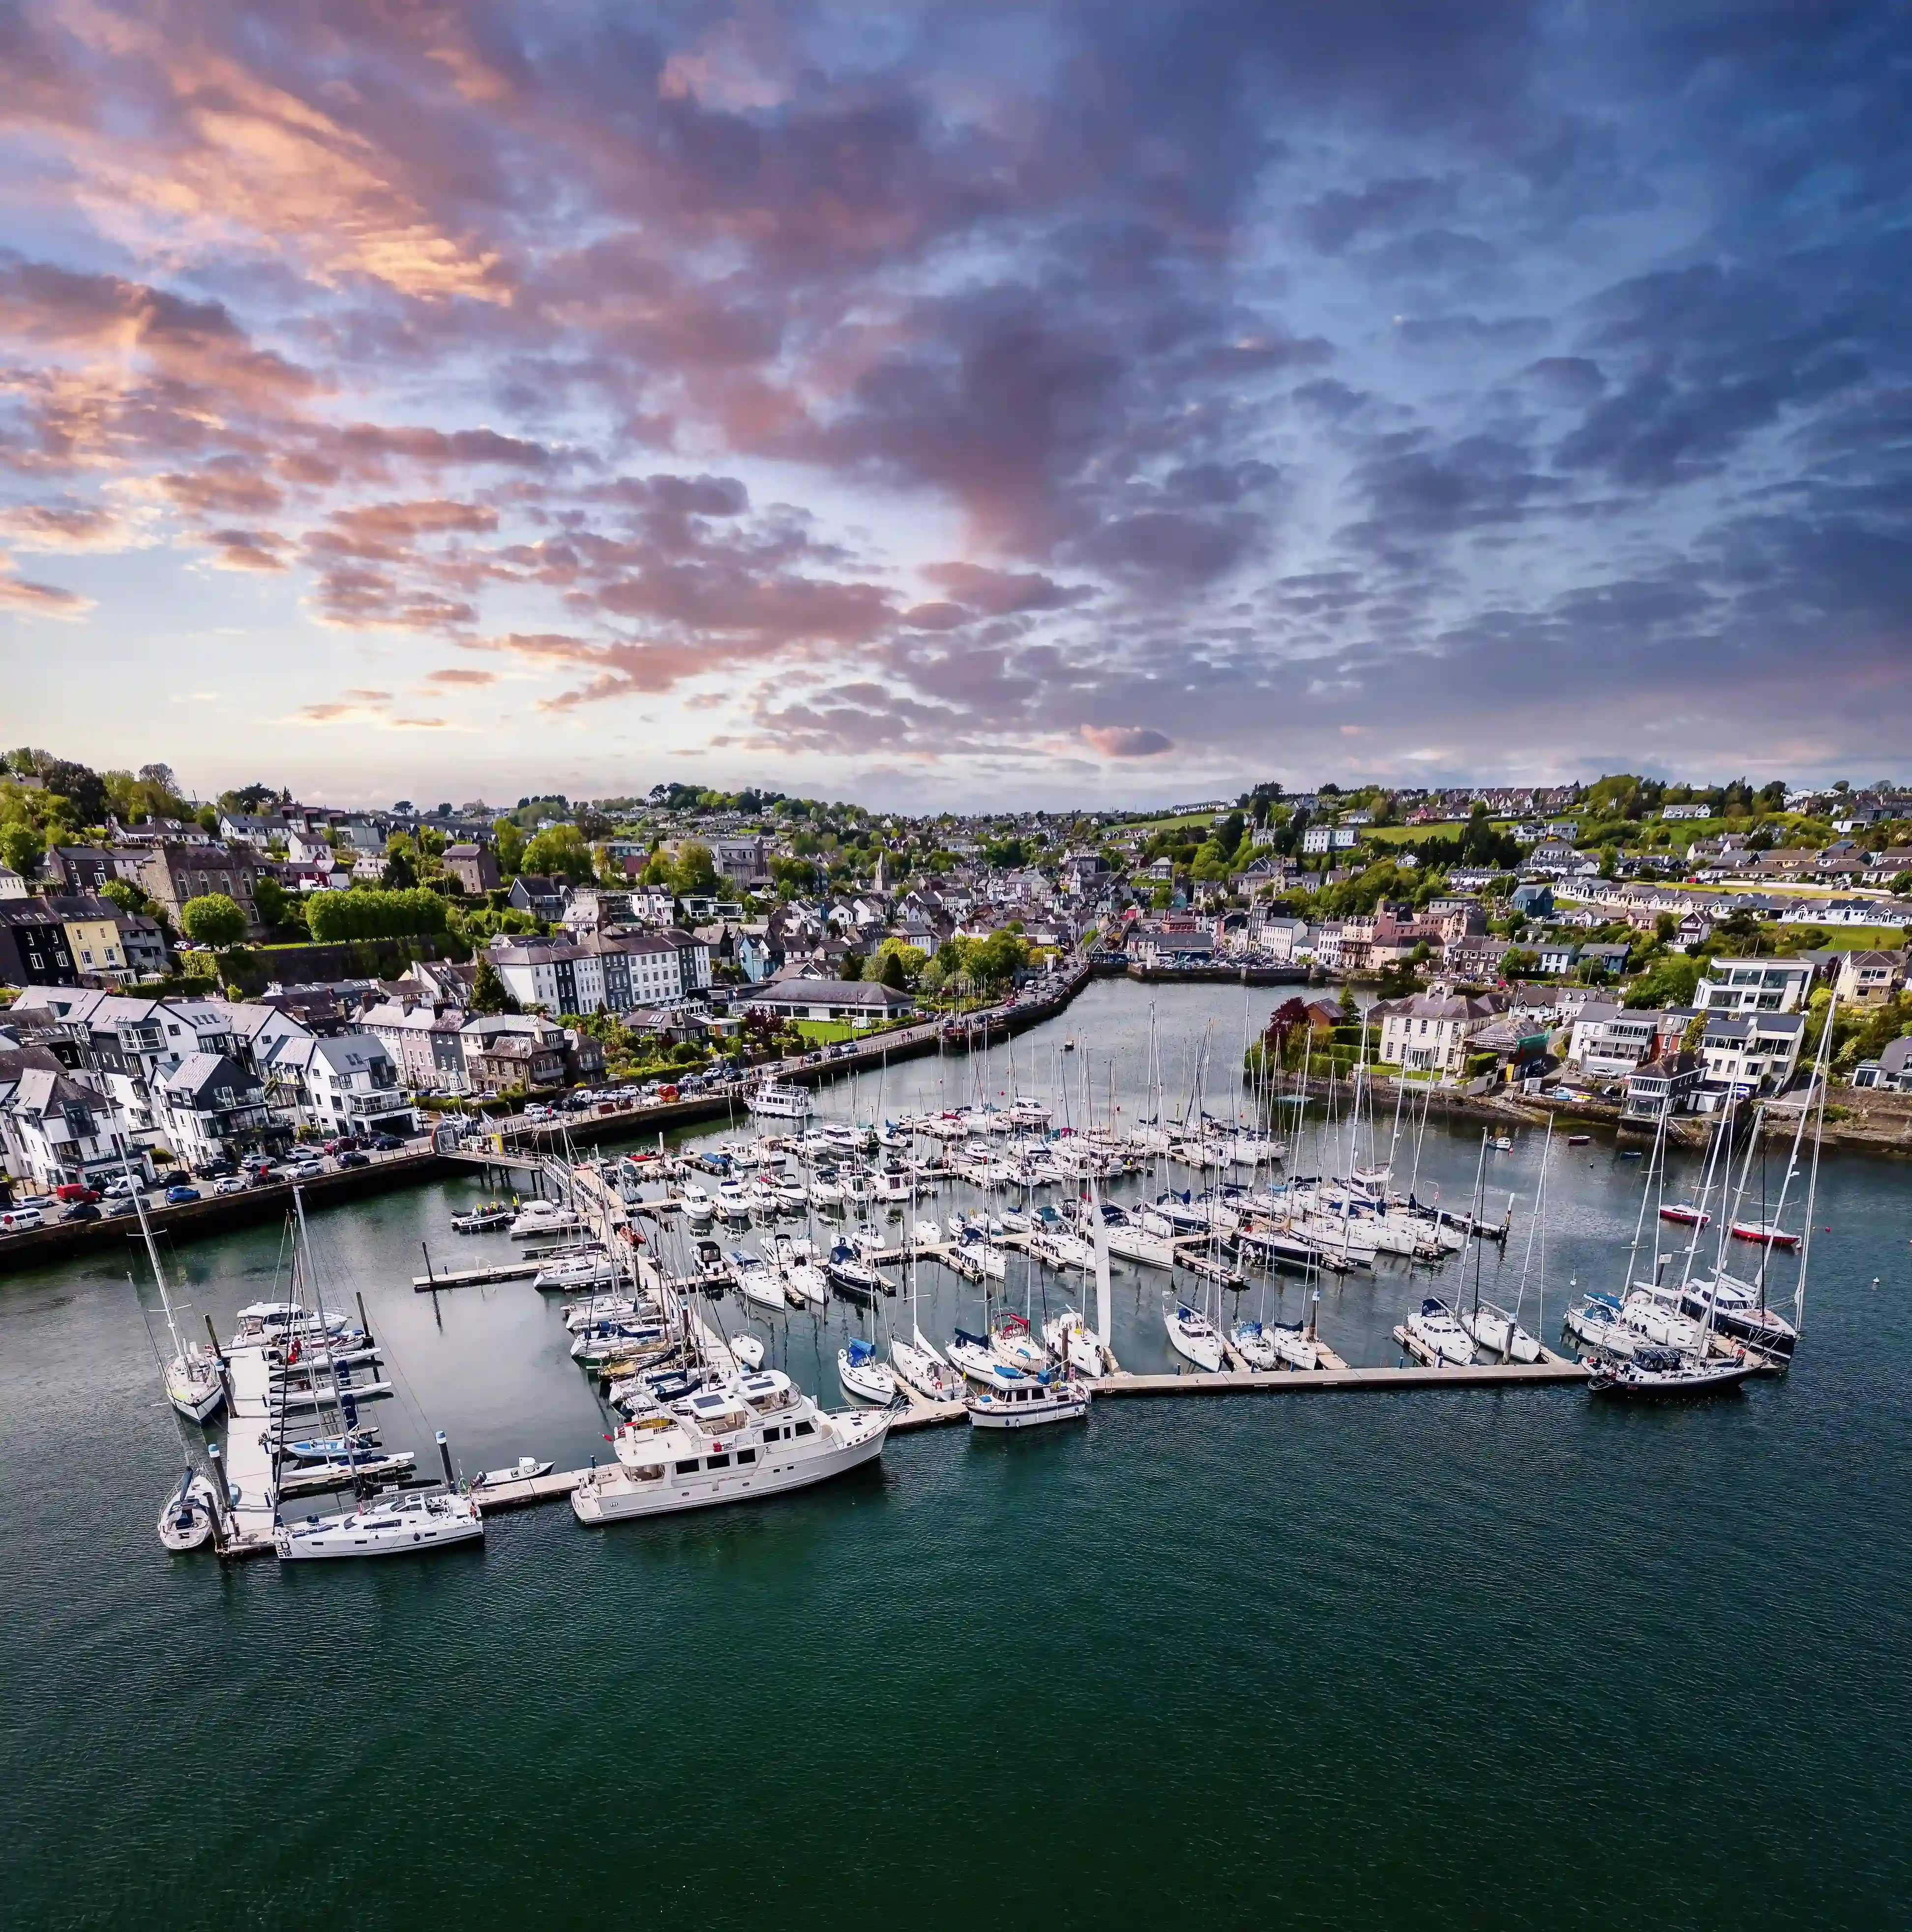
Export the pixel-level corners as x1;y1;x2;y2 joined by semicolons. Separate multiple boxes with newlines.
4;960;1904;1270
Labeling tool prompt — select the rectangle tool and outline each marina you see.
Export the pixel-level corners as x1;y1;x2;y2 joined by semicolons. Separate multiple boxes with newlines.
6;977;1905;1928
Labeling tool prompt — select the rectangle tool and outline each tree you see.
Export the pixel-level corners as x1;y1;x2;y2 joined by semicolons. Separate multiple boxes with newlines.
253;875;291;928
1624;955;1701;1009
0;822;42;877
878;948;909;990
492;818;526;876
382;847;419;890
521;824;594;881
468;957;518;1016
671;840;718;896
100;877;150;917
179;893;249;948
306;888;450;943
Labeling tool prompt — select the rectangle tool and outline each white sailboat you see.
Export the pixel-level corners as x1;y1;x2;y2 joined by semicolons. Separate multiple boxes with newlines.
1164;1297;1226;1373
120;1146;225;1424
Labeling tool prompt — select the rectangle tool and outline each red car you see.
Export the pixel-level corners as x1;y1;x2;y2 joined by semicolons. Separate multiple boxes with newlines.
55;1183;101;1204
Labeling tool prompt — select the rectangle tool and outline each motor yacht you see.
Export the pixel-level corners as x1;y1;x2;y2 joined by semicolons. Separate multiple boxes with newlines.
965;1373;1089;1429
747;1082;813;1120
572;1371;891;1523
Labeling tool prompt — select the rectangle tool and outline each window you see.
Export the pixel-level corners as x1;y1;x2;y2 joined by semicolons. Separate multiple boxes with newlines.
737;1447;757;1464
794;1419;815;1437
674;1459;698;1474
704;1453;730;1470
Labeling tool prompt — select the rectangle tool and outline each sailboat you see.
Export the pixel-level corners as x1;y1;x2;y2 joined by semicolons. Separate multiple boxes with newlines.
892;1246;963;1402
156;1468;220;1552
1462;1121;1546;1362
120;1147;225;1423
1163;1296;1225;1372
837;1335;897;1404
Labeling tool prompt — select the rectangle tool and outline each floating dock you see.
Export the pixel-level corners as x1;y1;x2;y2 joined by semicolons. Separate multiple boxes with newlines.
215;1344;283;1559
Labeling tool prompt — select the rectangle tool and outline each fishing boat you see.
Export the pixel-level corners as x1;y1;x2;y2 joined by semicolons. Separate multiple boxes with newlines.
473;1457;555;1489
837;1337;896;1404
965;1373;1089;1429
1403;1298;1475;1366
156;1470;219;1552
276;1486;485;1560
1164;1298;1226;1373
572;1371;890;1523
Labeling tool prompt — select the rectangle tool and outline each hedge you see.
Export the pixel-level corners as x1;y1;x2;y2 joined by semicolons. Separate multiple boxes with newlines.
307;887;451;944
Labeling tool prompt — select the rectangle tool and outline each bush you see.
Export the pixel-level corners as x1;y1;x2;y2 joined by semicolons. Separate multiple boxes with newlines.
179;892;249;948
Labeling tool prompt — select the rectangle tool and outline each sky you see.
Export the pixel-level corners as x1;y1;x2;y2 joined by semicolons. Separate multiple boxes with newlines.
0;0;1908;812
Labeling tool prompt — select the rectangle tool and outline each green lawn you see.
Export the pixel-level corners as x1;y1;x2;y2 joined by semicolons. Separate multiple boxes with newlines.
794;1019;860;1044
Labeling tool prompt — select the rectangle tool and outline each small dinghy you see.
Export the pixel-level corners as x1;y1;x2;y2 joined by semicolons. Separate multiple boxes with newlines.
474;1456;555;1490
157;1470;218;1552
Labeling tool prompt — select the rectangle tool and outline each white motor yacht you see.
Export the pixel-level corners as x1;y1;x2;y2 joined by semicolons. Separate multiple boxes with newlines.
275;1488;485;1560
716;1181;752;1222
1164;1299;1226;1372
510;1202;581;1239
572;1371;890;1523
966;1374;1089;1429
532;1252;623;1293
679;1183;716;1220
747;1082;813;1120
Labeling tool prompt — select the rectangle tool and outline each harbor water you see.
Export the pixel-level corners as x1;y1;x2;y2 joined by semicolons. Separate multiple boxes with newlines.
4;979;1910;1929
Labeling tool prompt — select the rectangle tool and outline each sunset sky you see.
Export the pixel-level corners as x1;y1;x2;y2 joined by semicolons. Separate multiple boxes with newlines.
1;1;1907;808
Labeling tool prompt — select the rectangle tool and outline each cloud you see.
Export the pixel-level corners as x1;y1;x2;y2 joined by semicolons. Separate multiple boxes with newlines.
1080;724;1174;758
423;666;498;687
0;554;92;616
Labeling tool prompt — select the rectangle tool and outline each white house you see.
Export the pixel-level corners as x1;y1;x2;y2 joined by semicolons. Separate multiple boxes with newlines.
1377;993;1503;1076
1696;1012;1805;1104
265;1033;417;1138
1695;959;1815;1014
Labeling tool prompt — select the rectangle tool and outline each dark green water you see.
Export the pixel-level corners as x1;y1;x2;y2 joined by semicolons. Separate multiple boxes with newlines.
6;983;1910;1929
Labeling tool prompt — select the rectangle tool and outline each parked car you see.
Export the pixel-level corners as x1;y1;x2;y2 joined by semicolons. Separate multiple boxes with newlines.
194;1159;236;1180
62;1202;101;1223
285;1157;323;1179
104;1197;139;1219
337;1149;370;1169
369;1133;403;1150
523;1104;555;1123
54;1183;101;1204
1;1207;46;1231
164;1184;201;1205
214;1175;248;1196
100;1174;138;1198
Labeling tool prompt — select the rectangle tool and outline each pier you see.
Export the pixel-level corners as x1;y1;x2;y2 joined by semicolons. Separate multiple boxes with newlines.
215;1343;283;1558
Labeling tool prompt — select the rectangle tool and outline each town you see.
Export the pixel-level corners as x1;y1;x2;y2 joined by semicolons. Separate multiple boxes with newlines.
2;750;1909;1222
